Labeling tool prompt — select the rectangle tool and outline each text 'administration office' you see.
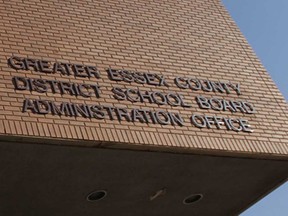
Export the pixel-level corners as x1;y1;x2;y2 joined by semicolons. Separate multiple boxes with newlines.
0;0;287;215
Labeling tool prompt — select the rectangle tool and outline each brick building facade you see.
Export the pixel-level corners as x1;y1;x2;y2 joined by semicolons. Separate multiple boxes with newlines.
0;0;287;215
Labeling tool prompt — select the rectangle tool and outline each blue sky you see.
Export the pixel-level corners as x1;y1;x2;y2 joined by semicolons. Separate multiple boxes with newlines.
222;1;288;215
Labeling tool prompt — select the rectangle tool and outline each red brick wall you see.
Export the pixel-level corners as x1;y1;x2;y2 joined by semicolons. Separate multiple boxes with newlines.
0;0;287;158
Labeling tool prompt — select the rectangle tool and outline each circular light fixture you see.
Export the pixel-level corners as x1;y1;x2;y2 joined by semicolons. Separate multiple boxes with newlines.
183;194;203;205
86;190;107;202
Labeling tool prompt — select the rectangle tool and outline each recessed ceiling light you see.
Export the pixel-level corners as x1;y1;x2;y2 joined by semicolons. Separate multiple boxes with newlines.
86;190;107;202
183;194;203;205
